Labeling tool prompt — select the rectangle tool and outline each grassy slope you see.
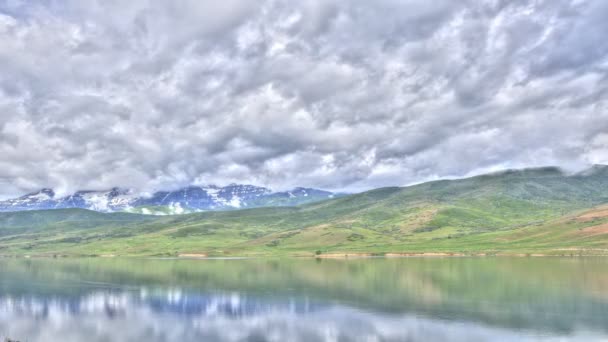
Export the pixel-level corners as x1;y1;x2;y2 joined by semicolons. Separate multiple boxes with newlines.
2;166;608;256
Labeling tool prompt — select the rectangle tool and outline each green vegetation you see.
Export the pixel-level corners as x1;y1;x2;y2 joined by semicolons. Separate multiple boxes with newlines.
2;166;608;256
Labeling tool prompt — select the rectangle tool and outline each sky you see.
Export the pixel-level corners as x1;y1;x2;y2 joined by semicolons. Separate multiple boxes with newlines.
0;0;607;197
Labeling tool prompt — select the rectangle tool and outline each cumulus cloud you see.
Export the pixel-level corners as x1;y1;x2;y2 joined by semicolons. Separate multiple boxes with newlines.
0;0;607;197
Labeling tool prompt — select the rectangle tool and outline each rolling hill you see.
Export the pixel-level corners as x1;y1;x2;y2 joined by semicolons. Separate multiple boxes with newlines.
1;166;608;257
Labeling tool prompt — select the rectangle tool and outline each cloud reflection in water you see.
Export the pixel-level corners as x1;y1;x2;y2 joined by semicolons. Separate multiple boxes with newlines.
0;291;604;342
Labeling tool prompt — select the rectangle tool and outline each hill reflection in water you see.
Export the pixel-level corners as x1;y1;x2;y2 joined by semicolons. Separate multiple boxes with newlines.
1;257;607;342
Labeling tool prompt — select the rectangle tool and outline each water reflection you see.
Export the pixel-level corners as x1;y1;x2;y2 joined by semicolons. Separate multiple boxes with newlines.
0;257;607;341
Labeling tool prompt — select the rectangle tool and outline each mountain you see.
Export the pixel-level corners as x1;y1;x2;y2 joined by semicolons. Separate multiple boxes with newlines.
1;165;608;257
0;185;337;214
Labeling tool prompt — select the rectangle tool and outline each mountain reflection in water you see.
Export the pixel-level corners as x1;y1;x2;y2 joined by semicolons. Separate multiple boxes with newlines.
0;257;607;342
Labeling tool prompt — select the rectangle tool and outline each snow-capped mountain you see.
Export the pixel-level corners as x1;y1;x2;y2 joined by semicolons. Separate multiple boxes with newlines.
0;185;337;214
0;188;140;212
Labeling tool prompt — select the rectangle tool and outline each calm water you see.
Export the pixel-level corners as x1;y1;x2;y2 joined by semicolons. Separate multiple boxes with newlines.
0;257;607;342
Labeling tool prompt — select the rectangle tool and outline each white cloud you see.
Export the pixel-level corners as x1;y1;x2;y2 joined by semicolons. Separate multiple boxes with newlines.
0;0;606;197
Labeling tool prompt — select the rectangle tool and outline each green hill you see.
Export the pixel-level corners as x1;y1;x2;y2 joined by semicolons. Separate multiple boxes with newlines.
2;166;608;257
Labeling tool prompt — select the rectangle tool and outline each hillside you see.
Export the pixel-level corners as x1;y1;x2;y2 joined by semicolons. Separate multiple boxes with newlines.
1;166;608;257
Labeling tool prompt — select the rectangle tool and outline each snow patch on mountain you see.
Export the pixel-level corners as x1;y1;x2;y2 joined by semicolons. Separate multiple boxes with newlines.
28;190;54;202
81;192;111;211
229;196;242;208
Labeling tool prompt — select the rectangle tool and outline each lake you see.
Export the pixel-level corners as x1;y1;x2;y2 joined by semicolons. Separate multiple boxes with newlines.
0;257;607;341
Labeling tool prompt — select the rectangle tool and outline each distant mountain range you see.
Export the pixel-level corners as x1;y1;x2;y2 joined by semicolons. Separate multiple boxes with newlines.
0;185;338;214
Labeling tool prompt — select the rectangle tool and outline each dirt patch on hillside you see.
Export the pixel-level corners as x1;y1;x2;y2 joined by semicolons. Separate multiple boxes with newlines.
576;207;608;222
574;223;608;237
178;253;208;258
316;253;374;258
401;207;440;233
385;252;466;257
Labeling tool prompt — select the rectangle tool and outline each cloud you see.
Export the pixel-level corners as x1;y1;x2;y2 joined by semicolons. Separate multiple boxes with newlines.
0;0;606;197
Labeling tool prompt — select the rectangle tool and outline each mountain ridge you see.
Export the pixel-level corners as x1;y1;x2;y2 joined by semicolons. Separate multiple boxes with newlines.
0;184;338;214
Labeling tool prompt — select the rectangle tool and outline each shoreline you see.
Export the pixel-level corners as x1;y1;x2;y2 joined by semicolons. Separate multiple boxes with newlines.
2;249;608;259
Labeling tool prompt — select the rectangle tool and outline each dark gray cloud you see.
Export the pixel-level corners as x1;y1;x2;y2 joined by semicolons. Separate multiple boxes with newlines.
0;0;607;197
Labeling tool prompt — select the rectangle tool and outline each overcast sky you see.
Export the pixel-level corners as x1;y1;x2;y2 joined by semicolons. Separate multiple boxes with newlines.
0;0;607;197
